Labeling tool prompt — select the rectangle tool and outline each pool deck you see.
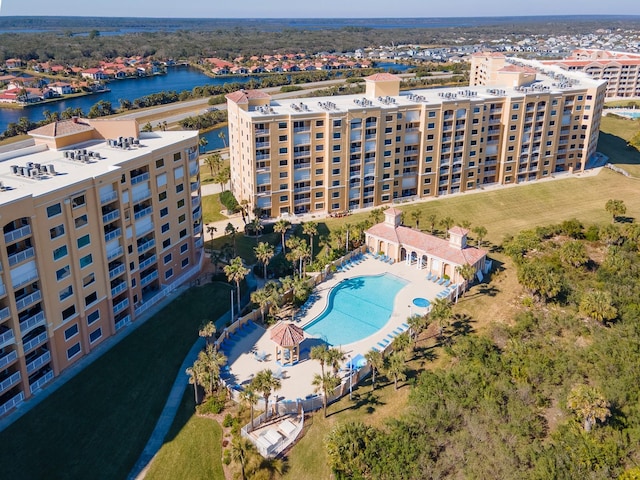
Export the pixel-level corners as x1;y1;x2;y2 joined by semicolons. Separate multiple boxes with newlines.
224;255;453;401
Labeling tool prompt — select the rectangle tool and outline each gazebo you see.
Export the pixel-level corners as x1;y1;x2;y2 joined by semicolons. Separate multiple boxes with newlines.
269;322;305;366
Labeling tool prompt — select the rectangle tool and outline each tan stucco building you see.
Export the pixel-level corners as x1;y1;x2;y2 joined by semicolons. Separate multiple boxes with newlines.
0;118;204;416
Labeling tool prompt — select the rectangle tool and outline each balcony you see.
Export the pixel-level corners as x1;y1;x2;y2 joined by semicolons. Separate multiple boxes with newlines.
193;223;203;236
100;190;118;204
8;247;34;267
293;162;310;170
0;350;17;370
109;263;126;279
0;371;21;395
0;307;8;322
113;298;130;315
187;149;198;162
293;126;310;133
111;280;127;297
140;270;158;286
115;315;131;331
0;328;15;349
102;209;120;224
15;289;42;312
26;350;51;374
0;391;24;417
195;237;204;249
104;227;122;243
23;331;47;353
131;172;150;185
255;128;269;135
191;196;201;209
364;134;376;140
137;239;155;254
29;370;54;395
256;153;270;161
132;189;152;204
139;255;157;271
20;311;46;335
189;161;198;177
107;246;124;261
134;206;152;221
294;186;311;193
294;198;311;206
255;142;270;148
4;224;31;244
193;207;202;222
190;180;200;192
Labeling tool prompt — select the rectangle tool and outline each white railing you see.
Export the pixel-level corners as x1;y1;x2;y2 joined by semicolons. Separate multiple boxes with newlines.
139;255;157;271
26;350;51;374
0;371;21;394
140;270;158;286
115;315;131;331
134;206;152;221
131;172;150;185
137;239;155;254
109;264;126;279
107;246;124;261
113;298;130;315
105;228;122;243
4;224;31;244
19;311;45;334
132;189;152;204
15;289;42;311
8;247;34;267
29;370;54;395
100;190;118;204
23;331;47;353
0;350;17;370
102;209;120;224
195;237;204;248
0;391;24;417
0;329;15;348
0;306;9;321
111;281;127;297
134;286;168;317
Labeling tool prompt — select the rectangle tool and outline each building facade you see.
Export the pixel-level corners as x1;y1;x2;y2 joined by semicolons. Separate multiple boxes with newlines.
0;118;204;416
541;49;640;98
227;56;606;219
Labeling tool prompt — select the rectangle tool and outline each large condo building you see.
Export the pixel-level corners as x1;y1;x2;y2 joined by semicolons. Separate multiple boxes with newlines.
0;118;204;416
227;54;606;218
541;49;640;98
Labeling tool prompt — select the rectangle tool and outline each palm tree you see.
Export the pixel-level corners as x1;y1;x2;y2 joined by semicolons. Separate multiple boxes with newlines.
199;344;227;396
240;386;260;431
430;297;452;338
225;222;238;255
274;219;291;253
185;361;205;404
250;287;272;323
198;136;208;153
369;208;384;224
230;436;253;480
385;351;407;390
579;290;618;324
312;372;341;418
427;214;437;234
410;210;422;229
326;347;345;376
252;369;281;420
302;221;319;261
310;344;329;378
455;263;476;296
254;241;274;280
392;332;411;355
203;155;216;176
440;216;455;237
206;225;217;251
559;240;588;268
567;383;610;432
407;314;430;343
224;257;250;314
218;130;227;148
472;225;488;248
605;199;626;223
344;223;352;252
198;320;216;346
365;349;384;391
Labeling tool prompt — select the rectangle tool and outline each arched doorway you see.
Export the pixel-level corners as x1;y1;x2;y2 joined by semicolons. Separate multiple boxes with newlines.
400;248;407;262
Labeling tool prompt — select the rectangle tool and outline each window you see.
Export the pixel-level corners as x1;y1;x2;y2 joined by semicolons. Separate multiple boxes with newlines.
62;305;76;321
179;229;187;238
176;184;184;194
279;135;287;142
85;292;97;307
164;253;172;264
332;203;340;209
316;120;324;127
279;171;288;178
180;243;188;254
161;223;170;233
181;258;189;267
67;343;81;359
89;328;102;344
64;324;79;340
59;285;73;301
278;122;287;129
74;214;88;229
279;147;288;154
87;310;100;325
165;268;173;279
156;159;164;168
174;166;184;180
163;238;171;249
50;224;65;239
512;103;520;110
279;195;288;202
72;195;85;209
77;234;90;249
57;265;71;281
173;152;181;162
157;173;167;187
158;191;167;202
428;111;436;117
427;123;435;129
279;160;288;166
511;114;518;120
177;199;185;208
53;245;68;261
333;132;341;139
332;168;340;175
332;180;340;187
83;273;95;288
47;203;62;218
332;191;340;198
315;191;323;198
333;119;341;127
79;254;93;269
178;214;186;223
160;207;168;217
315;133;323;139
332;157;340;164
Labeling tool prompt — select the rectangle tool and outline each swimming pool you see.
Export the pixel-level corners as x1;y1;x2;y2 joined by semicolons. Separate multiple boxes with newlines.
617;110;640;119
303;273;408;345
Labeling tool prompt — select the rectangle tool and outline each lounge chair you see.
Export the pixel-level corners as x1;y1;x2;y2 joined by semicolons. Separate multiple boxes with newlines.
426;272;433;281
437;277;446;285
401;322;410;330
443;279;451;287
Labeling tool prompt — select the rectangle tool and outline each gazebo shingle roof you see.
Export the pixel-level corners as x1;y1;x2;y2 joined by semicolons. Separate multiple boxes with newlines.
270;322;305;347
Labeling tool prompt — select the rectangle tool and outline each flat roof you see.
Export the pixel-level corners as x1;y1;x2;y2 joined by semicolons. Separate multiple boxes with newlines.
0;130;198;205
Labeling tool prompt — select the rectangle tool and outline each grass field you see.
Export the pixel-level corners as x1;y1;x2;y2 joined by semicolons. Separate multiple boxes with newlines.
202;193;228;223
599;114;640;177
145;391;225;480
0;283;231;480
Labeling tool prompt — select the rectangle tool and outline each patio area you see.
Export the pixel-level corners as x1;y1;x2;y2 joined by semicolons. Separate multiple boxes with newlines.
220;254;456;402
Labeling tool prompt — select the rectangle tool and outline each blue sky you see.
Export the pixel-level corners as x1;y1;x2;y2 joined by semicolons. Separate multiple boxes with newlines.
1;0;639;18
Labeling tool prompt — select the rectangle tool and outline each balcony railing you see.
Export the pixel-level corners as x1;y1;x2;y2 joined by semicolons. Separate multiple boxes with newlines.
132;189;152;204
0;391;24;417
29;370;54;395
195;237;204;249
294;198;311;206
107;246;124;261
191;196;201;209
111;281;127;297
134;206;152;220
0;329;15;348
190;180;200;192
293;126;310;133
189;161;198;177
102;209;120;224
115;315;131;331
255;128;269;135
193;224;203;235
104;228;122;243
137;239;155;254
192;208;202;221
15;289;42;312
100;190;118;204
109;264;126;279
131;172;150;185
113;298;129;315
0;307;9;322
138;255;157;271
19;311;46;334
140;270;158;286
8;247;35;267
0;371;21;395
256;154;270;161
255;142;270;148
4;224;31;244
0;350;17;370
23;331;47;353
26;350;51;374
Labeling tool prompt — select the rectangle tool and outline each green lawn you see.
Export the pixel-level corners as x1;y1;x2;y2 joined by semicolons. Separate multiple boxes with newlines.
0;283;231;480
212;232;280;265
599;114;640;177
145;391;224;480
202;193;228;223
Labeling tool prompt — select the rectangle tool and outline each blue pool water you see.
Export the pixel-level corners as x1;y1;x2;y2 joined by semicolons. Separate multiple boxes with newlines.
413;297;431;308
303;273;408;346
619;111;640;119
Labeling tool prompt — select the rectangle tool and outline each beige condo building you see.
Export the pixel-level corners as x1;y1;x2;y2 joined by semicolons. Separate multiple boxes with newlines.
226;54;606;218
0;118;204;416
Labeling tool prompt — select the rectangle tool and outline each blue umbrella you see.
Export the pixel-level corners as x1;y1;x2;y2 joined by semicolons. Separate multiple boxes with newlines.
347;353;366;370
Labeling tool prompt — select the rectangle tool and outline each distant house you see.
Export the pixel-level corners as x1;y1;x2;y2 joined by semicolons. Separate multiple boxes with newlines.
5;58;23;69
81;68;107;80
48;82;74;95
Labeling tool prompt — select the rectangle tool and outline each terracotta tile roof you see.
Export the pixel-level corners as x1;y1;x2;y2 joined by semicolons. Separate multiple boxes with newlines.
449;226;469;236
28;118;94;137
499;64;537;74
366;223;486;266
365;72;401;82
225;89;271;104
385;207;402;216
270;322;305;347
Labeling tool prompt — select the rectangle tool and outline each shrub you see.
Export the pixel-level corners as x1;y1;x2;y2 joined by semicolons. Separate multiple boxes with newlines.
280;85;303;93
197;392;226;414
219;190;239;213
222;413;234;428
222;449;231;465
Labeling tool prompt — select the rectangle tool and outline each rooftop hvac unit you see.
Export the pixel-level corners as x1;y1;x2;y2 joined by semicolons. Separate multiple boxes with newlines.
48;164;56;175
29;169;39;179
10;165;18;175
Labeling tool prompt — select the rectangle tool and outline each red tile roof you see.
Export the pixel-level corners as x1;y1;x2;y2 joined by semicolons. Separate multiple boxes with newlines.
28;118;94;137
365;72;401;82
270;322;305;347
225;89;271;104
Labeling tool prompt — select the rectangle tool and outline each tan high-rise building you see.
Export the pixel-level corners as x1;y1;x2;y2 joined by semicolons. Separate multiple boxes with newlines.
0;118;204;416
227;56;606;218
